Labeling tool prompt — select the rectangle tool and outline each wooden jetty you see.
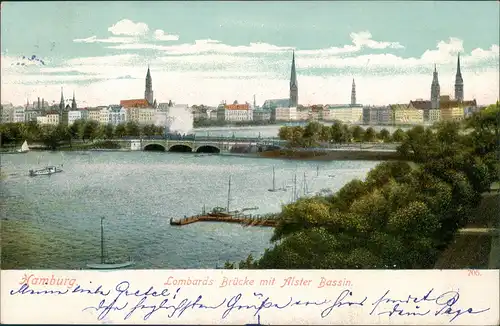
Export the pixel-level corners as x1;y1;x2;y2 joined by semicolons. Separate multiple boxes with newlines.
170;212;277;227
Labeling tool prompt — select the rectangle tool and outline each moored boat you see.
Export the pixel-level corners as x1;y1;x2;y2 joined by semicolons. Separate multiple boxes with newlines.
29;165;63;177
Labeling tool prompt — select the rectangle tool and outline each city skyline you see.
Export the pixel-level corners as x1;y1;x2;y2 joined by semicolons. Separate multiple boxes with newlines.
1;1;499;107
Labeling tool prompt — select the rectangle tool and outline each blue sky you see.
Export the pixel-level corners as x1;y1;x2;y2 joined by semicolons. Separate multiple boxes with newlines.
1;1;499;106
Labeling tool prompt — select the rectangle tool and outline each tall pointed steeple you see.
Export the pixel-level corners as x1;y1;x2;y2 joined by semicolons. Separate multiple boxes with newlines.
71;91;77;110
351;79;356;106
454;54;464;101
59;87;65;111
431;64;441;109
289;51;298;107
145;65;154;105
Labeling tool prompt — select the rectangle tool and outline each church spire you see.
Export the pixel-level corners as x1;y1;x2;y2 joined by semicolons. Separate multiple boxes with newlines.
431;64;440;109
59;87;65;111
71;91;77;110
454;53;464;101
289;51;298;107
145;65;154;105
351;78;356;106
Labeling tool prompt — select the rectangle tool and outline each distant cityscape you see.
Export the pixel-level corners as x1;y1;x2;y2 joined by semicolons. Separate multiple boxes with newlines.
0;52;483;128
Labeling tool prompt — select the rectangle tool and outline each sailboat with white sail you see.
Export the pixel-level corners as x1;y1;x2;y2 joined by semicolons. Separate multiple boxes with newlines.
87;217;134;270
17;140;30;153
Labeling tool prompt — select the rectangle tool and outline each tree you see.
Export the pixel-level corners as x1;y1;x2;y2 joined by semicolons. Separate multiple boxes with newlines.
272;198;332;242
115;123;127;138
99;124;114;139
319;125;331;142
125;121;140;137
69;119;85;141
350;125;364;142
365;161;413;189
329;122;343;143
377;128;391;142
363;127;376;142
141;124;156;137
392;128;407;142
82;120;99;142
278;126;293;140
38;125;62;150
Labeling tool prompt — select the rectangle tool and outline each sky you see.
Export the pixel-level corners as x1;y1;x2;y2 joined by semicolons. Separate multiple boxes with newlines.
1;1;499;107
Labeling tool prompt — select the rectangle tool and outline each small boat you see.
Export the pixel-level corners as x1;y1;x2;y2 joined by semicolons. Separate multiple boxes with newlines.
17;140;30;153
29;165;63;177
87;217;134;270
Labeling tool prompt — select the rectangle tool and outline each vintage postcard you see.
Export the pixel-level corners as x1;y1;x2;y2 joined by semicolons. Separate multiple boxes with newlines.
1;1;499;324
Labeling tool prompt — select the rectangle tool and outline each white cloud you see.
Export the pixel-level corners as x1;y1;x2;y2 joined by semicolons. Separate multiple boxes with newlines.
108;39;294;54
108;19;149;36
298;38;499;69
73;35;137;44
153;29;179;41
2;36;499;107
297;31;404;56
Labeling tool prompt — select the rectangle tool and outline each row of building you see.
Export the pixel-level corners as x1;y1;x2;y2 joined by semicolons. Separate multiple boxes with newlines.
0;94;479;127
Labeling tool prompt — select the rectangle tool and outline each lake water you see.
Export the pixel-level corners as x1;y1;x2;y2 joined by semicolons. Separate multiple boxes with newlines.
1;151;379;269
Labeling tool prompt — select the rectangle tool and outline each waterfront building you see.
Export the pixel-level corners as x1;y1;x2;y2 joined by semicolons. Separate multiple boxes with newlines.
262;98;290;110
87;107;102;122
218;102;253;121
12;107;26;123
25;109;43;123
410;99;432;122
68;109;88;125
253;109;271;122
99;105;127;125
391;103;424;125
440;99;477;122
324;105;363;124
138;108;156;125
37;111;60;125
297;106;310;121
308;105;324;121
362;106;371;124
120;99;152;124
368;106;393;125
429;109;441;123
273;106;297;122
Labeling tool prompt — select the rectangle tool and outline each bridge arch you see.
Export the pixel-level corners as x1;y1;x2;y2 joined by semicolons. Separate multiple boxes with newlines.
169;144;193;153
144;143;166;151
196;145;220;154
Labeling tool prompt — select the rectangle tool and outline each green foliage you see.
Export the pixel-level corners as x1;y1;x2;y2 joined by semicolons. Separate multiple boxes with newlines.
277;121;400;148
0;120;166;149
232;103;500;270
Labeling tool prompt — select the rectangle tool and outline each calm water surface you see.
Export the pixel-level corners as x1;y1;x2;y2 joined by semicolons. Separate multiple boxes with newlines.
1;151;378;269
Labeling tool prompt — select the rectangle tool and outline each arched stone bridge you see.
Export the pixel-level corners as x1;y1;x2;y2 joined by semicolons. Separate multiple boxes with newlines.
116;139;283;153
